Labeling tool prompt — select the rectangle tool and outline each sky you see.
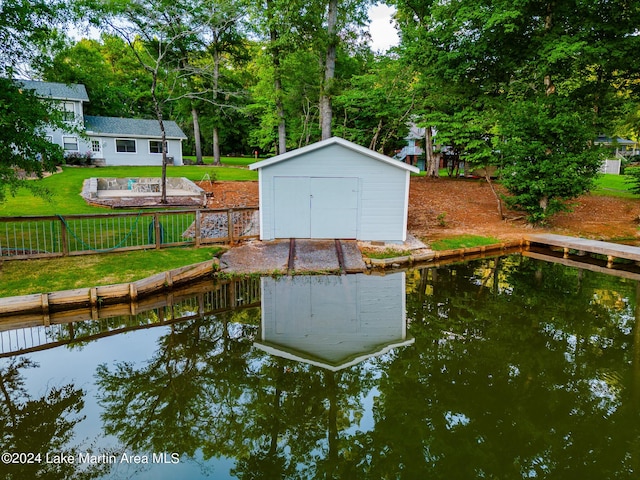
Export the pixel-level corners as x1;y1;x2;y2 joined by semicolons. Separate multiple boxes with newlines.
367;4;400;52
69;4;401;53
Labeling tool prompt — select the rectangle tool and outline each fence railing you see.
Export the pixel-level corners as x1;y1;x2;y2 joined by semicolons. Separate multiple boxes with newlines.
0;208;259;260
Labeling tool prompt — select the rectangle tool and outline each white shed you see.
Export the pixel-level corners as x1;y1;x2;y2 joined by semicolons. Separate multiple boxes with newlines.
249;137;419;242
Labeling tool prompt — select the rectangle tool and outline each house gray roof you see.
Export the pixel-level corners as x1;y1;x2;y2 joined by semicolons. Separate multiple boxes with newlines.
85;115;187;140
17;80;90;102
595;135;637;146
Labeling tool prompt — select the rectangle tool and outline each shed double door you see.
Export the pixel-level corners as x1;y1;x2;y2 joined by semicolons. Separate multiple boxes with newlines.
273;176;359;238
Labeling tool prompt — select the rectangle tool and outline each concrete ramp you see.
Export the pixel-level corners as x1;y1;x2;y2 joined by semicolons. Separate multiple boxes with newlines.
219;239;366;275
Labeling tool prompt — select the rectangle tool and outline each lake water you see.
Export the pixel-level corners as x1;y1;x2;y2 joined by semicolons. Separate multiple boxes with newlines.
1;254;639;479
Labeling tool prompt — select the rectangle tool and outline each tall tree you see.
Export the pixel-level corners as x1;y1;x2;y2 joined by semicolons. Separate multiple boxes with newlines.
37;35;154;118
394;0;640;223
334;54;416;154
0;0;68;203
319;0;338;140
317;0;371;140
89;0;200;203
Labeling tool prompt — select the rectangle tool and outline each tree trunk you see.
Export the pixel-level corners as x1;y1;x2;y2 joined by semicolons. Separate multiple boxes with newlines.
320;0;338;140
192;105;203;165
213;127;220;165
267;0;286;154
369;119;383;151
425;126;439;177
160;124;168;205
150;73;168;204
212;45;222;165
484;171;504;219
275;74;286;154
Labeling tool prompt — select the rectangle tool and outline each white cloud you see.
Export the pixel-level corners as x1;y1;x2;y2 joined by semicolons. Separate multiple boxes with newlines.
368;4;399;52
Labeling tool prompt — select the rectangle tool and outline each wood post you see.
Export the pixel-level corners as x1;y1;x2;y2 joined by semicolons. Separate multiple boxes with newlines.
59;216;69;257
195;209;202;248
90;288;98;319
227;209;235;245
41;294;50;326
154;213;161;250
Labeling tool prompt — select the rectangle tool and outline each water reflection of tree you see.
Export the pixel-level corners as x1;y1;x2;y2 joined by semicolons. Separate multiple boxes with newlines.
0;358;106;480
356;256;640;478
97;307;377;478
96;308;261;457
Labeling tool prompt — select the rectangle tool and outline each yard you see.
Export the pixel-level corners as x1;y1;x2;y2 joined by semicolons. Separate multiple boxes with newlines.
0;159;258;216
1;167;640;297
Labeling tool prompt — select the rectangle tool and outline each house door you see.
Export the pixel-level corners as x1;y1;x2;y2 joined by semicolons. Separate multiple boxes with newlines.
90;138;102;156
273;176;359;239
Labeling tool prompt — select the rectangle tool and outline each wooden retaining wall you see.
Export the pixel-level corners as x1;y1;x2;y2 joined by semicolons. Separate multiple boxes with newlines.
0;259;218;321
364;240;524;269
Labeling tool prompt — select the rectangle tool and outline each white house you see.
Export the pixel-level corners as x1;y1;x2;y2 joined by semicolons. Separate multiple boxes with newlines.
249;137;419;242
18;80;187;166
254;273;414;371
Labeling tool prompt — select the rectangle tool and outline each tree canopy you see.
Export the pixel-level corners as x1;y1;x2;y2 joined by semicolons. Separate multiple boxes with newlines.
3;0;640;221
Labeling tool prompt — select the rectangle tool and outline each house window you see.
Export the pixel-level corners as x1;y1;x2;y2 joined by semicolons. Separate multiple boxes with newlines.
149;140;167;154
63;136;78;151
91;140;101;153
45;135;53;143
116;139;137;153
62;102;75;122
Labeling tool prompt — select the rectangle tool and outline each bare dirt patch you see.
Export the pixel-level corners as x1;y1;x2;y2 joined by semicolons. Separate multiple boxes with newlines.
197;181;258;209
198;178;640;243
409;177;640;242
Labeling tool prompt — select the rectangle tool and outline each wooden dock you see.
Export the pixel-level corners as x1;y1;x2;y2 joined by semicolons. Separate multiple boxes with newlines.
524;233;640;268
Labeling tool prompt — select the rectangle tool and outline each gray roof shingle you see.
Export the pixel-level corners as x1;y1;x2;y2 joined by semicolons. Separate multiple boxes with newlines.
85;115;187;139
17;80;90;102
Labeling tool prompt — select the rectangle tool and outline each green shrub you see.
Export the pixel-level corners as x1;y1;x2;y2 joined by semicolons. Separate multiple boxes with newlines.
65;151;93;166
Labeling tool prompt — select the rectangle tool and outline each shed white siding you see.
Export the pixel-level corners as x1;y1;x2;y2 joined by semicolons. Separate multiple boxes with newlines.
251;138;418;242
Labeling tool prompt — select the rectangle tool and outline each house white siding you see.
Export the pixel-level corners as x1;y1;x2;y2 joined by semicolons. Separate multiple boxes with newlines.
20;80;187;166
251;138;418;242
91;136;184;166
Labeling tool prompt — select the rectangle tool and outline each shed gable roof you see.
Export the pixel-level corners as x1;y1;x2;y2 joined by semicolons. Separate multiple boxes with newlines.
85;115;187;139
249;137;420;173
18;80;90;102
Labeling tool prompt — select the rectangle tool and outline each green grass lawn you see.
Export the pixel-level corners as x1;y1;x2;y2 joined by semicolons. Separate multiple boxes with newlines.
183;155;257;167
0;163;254;296
592;173;637;198
0;163;258;216
0;247;223;297
430;235;502;251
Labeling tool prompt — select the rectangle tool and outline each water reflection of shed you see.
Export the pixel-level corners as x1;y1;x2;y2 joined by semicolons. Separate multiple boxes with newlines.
254;273;414;371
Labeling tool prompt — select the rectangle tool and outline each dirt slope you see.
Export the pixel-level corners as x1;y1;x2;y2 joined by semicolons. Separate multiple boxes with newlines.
198;178;640;243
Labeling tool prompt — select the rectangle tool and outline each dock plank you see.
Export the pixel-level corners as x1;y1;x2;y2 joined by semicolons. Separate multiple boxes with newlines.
523;251;640;281
524;234;640;262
